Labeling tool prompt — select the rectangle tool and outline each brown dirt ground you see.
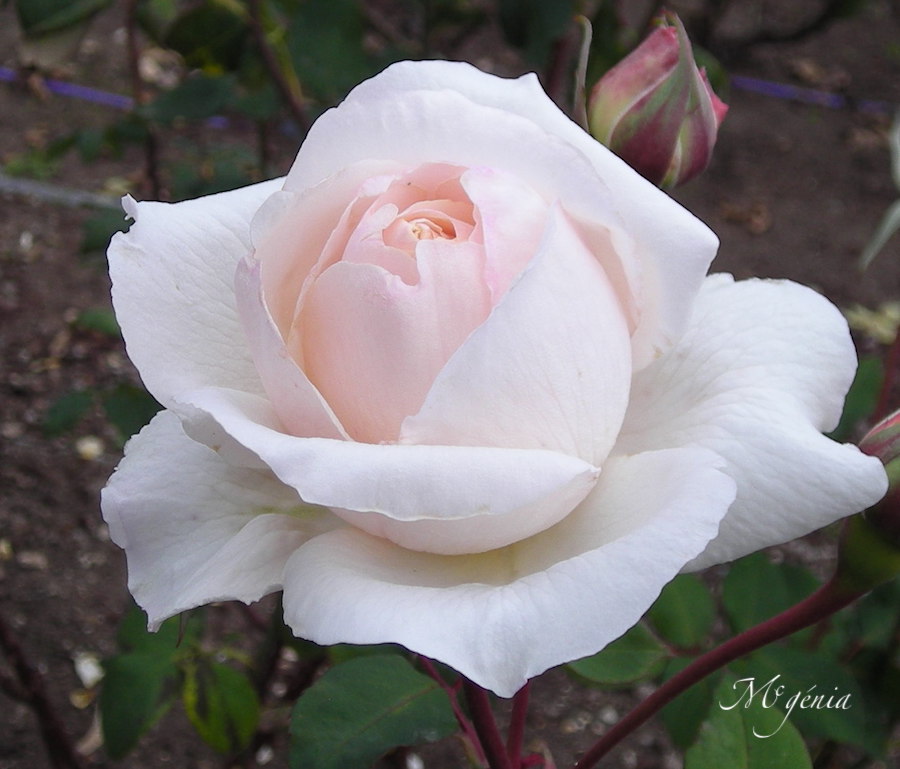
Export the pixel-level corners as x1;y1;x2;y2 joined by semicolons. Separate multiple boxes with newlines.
1;2;899;769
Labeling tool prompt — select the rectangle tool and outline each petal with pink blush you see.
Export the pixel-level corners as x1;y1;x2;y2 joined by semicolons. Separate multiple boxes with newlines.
402;207;632;465
299;238;490;442
336;203;420;283
234;258;349;439
460;166;548;300
309;60;717;368
249;160;401;338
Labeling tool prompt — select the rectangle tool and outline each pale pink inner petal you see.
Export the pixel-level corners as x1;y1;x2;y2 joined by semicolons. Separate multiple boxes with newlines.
284;162;542;443
253;161;557;444
299;241;491;443
460;166;549;301
251;161;400;339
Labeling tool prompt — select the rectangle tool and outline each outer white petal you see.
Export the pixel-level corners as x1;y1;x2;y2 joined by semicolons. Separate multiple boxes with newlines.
287;60;717;368
101;410;340;627
173;387;599;554
108;180;282;407
235;257;350;440
281;448;736;696
401;206;632;465
616;275;888;568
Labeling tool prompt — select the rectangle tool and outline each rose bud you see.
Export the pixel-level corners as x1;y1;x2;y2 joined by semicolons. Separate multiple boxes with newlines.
831;410;900;593
859;409;900;546
587;12;728;188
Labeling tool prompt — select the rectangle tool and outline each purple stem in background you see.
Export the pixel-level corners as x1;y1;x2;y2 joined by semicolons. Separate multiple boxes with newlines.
1;67;894;125
0;66;229;128
730;74;892;114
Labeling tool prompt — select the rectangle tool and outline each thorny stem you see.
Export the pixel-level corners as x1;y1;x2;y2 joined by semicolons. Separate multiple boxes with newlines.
463;679;513;769
506;682;530;768
0;612;85;769
573;576;864;769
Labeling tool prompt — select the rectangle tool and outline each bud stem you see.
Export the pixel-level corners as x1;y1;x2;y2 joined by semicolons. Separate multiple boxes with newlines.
507;682;531;767
464;678;512;769
572;575;864;769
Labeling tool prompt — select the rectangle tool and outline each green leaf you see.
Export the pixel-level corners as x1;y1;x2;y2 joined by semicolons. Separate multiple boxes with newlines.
75;128;106;162
839;578;900;650
289;655;458;769
182;660;260;754
74;307;120;337
168;149;256;199
14;0;112;37
116;602;199;656
328;643;404;665
829;356;884;441
660;659;720;749
648;574;716;650
230;83;280;121
80;209;131;255
101;384;161;442
498;0;576;69
685;696;749;769
162;0;248;72
285;0;382;104
100;653;178;759
4;148;60;180
567;623;669;686
42;389;93;436
686;675;812;769
140;74;236;123
721;553;820;635
136;0;180;43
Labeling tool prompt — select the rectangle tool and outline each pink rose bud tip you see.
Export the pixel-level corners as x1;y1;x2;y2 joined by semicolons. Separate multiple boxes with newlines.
587;12;728;189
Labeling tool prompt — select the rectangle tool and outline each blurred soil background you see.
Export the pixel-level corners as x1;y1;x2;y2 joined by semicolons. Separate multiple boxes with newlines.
1;1;899;768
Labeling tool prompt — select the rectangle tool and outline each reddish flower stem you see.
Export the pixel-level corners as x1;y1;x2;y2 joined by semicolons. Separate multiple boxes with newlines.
463;678;513;769
573;576;863;769
507;682;530;767
417;656;486;765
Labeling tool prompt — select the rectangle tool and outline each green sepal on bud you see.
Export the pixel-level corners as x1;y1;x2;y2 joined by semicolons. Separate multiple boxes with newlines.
587;12;727;189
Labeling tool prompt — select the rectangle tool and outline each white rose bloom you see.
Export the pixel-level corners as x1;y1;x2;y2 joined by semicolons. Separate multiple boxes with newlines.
102;61;886;697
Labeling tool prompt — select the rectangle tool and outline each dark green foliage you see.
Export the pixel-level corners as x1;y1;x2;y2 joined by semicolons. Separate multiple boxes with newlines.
289;655;457;769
